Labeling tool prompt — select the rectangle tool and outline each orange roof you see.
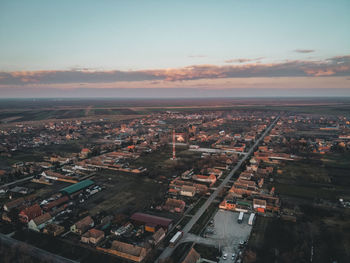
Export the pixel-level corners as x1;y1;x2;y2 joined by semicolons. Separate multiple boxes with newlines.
89;228;104;238
33;213;52;225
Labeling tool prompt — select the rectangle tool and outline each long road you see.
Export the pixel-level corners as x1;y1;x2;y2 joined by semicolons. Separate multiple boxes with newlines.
158;115;280;261
0;233;78;263
0;176;34;188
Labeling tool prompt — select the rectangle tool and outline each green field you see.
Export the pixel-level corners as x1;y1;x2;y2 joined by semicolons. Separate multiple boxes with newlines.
1;98;350;124
246;207;350;263
84;170;167;215
275;153;350;201
246;151;350;263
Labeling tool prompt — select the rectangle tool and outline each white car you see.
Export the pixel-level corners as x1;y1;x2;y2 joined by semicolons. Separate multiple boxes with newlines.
223;253;228;260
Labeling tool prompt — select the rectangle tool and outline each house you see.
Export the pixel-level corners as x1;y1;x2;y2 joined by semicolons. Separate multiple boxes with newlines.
219;199;236;211
43;223;65;237
19;204;42;223
28;213;52;232
180;185;196;197
253;199;267;212
80;148;91;158
170;178;208;196
234;179;257;190
97;240;149;262
70;216;94;235
81;228;105;245
194;183;208;195
192;174;216;185
181;248;201;263
206;168;223;176
43;196;69;211
3;197;25;212
150;228;165;245
163;198;186;213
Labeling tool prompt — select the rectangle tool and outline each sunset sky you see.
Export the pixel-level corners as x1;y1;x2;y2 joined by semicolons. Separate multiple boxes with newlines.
0;0;350;97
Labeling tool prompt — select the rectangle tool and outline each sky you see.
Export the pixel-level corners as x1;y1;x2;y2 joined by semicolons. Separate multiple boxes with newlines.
0;0;349;98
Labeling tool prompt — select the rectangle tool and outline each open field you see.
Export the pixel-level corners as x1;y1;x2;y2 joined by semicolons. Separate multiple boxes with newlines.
246;151;350;263
1;98;350;125
9;230;126;263
84;170;167;215
246;207;350;263
133;144;202;178
275;153;350;201
1;142;84;165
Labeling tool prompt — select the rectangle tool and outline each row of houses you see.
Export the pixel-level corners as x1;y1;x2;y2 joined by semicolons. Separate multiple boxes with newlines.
95;212;172;262
220;146;281;214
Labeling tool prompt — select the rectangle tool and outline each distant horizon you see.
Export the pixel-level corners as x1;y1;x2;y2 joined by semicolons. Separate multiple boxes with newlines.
1;0;349;97
1;87;350;99
1;95;350;100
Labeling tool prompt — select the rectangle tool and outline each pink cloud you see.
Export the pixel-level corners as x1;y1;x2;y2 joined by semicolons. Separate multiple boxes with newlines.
0;55;349;85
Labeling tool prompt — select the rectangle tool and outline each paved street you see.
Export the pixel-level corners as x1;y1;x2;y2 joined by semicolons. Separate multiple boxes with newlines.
0;176;34;188
157;116;279;261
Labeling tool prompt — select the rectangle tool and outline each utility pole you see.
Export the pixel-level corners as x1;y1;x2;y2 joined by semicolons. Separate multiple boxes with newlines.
171;129;176;160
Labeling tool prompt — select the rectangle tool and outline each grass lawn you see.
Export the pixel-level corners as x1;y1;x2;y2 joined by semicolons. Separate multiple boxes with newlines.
275;153;350;201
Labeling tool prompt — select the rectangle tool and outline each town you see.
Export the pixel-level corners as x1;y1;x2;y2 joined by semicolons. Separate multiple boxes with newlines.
1;0;349;262
0;100;349;263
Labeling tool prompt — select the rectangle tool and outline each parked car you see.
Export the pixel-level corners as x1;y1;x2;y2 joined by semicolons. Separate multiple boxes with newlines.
231;253;236;260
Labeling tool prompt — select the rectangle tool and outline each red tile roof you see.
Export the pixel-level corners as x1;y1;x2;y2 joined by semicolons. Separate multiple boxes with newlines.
130;212;172;228
19;204;42;222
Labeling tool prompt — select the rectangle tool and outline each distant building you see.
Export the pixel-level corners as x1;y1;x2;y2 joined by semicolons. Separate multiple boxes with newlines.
81;228;105;245
70;216;94;235
219;199;236;211
253;199;266;213
130;212;172;232
97;240;149;262
181;247;201;263
43;223;65;237
192;174;216;185
80;148;91;158
60;179;94;196
180;185;196;197
163;198;186;213
19;204;42;223
43;196;69;211
150;228;166;246
4;197;25;212
28;213;52;232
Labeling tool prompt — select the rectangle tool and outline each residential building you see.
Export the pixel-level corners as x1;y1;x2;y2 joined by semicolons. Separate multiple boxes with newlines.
70;215;94;235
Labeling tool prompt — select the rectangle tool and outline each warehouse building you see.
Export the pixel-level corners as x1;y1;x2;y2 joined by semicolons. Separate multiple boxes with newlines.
130;212;173;232
60;179;94;196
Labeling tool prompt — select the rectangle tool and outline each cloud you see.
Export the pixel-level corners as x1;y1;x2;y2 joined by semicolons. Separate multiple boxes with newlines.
225;57;264;63
188;54;207;58
0;55;349;85
294;49;315;53
304;69;335;77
